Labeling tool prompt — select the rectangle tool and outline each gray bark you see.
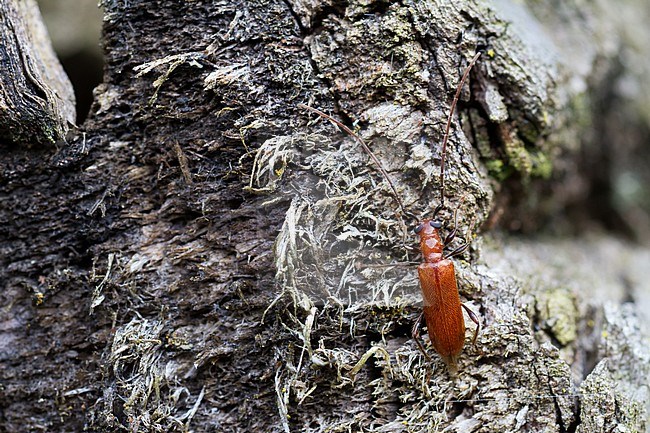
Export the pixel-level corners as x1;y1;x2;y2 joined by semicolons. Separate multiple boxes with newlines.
0;0;75;145
1;1;648;432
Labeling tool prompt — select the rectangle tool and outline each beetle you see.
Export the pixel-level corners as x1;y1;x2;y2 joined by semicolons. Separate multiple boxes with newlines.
412;212;480;373
300;52;482;373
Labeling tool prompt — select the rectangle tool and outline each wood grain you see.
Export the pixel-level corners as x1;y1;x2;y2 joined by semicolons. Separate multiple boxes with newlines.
0;0;75;146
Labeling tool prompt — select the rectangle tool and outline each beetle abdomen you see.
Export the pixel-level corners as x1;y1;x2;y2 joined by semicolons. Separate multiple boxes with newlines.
418;260;466;370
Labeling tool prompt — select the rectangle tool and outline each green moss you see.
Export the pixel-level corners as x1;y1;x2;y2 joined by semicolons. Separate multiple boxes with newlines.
499;126;554;181
536;287;577;346
567;91;592;133
503;134;533;177
529;149;553;179
485;158;514;181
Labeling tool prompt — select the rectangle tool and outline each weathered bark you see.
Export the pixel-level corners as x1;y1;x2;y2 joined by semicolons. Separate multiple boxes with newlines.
1;1;649;432
0;0;75;145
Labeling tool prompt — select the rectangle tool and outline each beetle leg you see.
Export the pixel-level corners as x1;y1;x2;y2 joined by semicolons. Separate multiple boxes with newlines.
443;202;462;246
443;227;457;246
444;241;470;259
461;303;480;344
411;312;432;361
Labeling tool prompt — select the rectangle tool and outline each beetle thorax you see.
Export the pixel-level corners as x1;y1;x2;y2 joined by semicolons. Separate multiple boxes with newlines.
416;219;444;263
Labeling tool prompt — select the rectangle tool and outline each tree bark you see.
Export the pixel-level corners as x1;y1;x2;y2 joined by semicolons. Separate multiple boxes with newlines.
0;0;75;146
1;1;649;432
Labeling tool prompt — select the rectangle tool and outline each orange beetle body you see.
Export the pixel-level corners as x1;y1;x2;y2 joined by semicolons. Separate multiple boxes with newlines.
415;219;466;371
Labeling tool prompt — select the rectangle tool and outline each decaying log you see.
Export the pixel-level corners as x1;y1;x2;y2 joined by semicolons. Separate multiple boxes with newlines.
0;1;648;432
0;0;75;146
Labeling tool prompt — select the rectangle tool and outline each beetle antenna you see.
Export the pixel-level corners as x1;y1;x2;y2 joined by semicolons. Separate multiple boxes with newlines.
438;51;481;211
299;104;407;219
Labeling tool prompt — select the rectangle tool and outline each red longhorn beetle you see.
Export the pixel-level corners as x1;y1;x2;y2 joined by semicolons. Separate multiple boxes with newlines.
300;52;482;374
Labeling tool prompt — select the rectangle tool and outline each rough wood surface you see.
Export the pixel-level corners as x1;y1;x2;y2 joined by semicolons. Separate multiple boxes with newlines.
0;1;648;432
0;0;75;146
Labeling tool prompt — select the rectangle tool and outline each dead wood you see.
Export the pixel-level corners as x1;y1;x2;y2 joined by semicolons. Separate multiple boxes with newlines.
0;0;75;146
0;1;648;432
